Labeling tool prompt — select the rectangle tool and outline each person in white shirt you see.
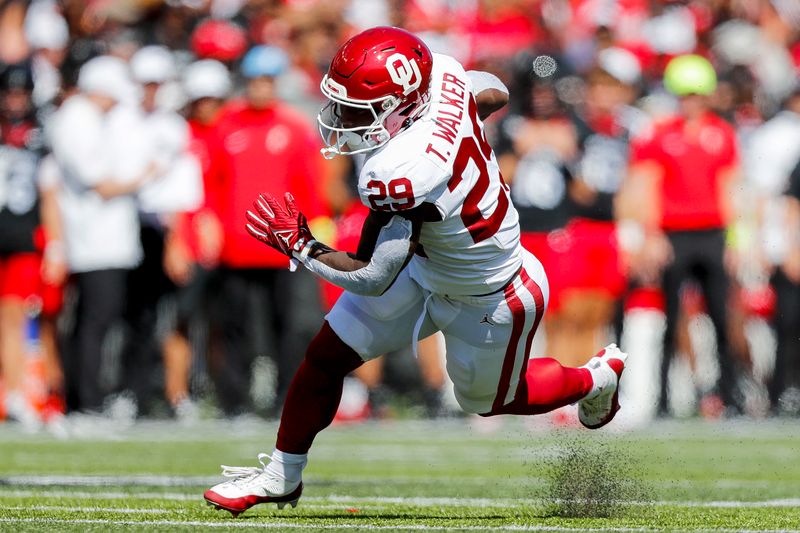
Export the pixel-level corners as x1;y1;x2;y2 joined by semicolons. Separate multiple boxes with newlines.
48;56;159;413
24;0;68;110
114;45;202;416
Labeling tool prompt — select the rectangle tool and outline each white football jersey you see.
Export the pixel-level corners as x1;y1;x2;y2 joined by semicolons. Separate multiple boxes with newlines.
358;53;522;296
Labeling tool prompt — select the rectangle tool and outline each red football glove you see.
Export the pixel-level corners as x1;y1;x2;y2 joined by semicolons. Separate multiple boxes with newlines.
246;192;316;270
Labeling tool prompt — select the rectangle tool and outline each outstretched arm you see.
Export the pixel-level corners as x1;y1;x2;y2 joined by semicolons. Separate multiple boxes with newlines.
246;193;438;296
467;70;509;120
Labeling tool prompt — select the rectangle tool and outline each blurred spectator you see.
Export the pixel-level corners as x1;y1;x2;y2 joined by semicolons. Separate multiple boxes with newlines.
495;53;580;363
0;61;46;428
747;87;800;415
161;59;232;419
0;0;30;64
711;65;762;132
24;0;69;110
544;47;645;366
712;0;797;109
35;154;68;423
776;156;800;414
625;54;744;417
113;45;202;416
48;56;155;414
209;45;327;416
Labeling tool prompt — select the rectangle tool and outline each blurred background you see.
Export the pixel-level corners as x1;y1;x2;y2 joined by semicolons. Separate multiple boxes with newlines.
1;0;799;436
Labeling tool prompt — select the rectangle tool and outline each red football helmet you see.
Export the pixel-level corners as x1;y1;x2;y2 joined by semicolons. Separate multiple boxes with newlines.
191;19;247;62
318;27;433;158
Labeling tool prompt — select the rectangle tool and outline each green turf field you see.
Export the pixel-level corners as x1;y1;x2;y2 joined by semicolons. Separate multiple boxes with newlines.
0;418;799;532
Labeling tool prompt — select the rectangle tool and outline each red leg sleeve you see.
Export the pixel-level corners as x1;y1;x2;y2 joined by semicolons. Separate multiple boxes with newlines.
275;321;363;453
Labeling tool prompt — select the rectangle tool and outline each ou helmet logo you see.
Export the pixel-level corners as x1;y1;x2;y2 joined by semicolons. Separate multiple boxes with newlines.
385;53;421;95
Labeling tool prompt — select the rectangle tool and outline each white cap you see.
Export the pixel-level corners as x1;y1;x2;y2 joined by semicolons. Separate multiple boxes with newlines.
597;47;641;86
78;56;137;103
131;45;176;84
24;1;69;50
182;59;231;100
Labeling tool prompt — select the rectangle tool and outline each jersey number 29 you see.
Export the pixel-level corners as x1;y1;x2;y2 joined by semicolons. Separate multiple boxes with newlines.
366;96;509;244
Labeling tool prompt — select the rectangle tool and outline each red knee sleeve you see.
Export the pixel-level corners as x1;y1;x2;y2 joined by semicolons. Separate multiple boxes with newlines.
275;322;363;454
304;322;364;376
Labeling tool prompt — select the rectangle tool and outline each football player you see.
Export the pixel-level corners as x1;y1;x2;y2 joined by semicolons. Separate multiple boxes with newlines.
204;27;627;516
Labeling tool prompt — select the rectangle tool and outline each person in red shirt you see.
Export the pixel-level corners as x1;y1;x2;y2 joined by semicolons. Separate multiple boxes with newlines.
210;46;328;417
625;54;742;416
161;59;231;420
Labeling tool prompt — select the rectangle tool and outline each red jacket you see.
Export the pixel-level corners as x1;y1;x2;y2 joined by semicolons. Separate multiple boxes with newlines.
172;118;226;264
630;112;738;231
213;101;326;268
188;118;225;216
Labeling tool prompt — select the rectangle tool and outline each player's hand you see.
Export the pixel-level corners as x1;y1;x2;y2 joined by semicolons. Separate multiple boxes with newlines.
246;192;315;270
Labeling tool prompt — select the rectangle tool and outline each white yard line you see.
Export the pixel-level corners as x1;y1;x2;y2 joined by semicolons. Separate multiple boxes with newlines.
2;474;796;488
0;518;798;533
1;489;800;509
0;489;198;500
0;474;220;486
3;505;177;514
2;503;384;513
0;474;538;486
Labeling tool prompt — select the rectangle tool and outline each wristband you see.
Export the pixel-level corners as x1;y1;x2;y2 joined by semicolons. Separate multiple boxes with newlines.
299;239;318;262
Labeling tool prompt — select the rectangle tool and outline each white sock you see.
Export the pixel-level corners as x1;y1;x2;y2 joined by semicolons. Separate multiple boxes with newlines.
266;449;307;484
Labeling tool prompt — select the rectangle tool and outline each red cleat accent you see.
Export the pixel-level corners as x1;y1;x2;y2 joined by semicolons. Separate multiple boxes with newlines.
203;482;303;517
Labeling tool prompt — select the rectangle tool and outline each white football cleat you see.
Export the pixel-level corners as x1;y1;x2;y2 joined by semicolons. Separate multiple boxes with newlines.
578;344;627;429
204;453;303;517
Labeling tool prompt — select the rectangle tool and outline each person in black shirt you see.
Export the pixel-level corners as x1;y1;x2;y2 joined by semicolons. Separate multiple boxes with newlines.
555;51;644;368
0;62;48;427
495;55;579;366
496;49;642;368
771;158;800;414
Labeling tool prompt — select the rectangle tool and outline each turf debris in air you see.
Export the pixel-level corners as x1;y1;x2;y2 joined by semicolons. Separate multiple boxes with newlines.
541;436;652;518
